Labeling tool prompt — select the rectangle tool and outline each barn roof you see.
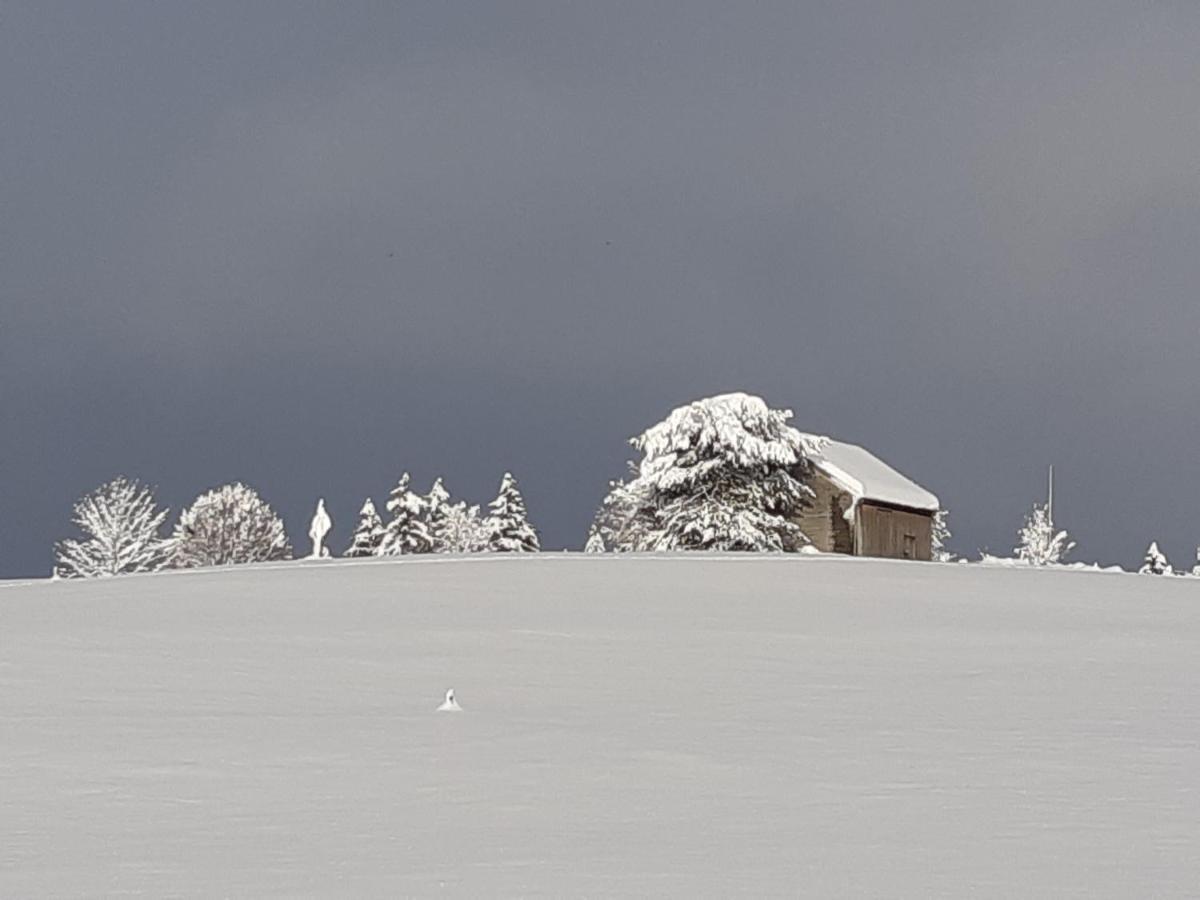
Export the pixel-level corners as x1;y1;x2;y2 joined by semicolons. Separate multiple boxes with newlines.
803;436;939;513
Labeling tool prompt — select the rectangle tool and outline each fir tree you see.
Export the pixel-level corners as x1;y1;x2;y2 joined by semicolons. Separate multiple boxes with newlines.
54;476;170;578
932;509;954;562
345;498;385;558
425;478;452;551
1139;541;1172;575
380;473;432;555
584;524;606;553
485;472;540;552
590;393;821;552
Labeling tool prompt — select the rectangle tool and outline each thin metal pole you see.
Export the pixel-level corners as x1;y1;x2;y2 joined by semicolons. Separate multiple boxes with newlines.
1048;465;1054;525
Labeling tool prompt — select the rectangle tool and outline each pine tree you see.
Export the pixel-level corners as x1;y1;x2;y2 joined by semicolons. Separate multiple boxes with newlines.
932;509;954;562
425;478;452;551
484;472;540;552
1015;502;1074;566
345;498;385;558
54;477;170;578
380;473;432;555
171;482;292;567
590;393;821;552
584;524;606;553
1139;541;1172;575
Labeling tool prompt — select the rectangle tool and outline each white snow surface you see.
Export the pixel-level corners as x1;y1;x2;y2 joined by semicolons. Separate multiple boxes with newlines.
805;436;940;512
3;555;1199;897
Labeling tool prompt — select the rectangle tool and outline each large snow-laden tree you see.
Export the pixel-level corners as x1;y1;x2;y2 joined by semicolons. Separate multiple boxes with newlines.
54;477;170;578
590;392;822;552
1139;541;1172;575
344;498;385;558
1014;502;1074;566
380;473;432;555
171;483;292;568
485;472;540;552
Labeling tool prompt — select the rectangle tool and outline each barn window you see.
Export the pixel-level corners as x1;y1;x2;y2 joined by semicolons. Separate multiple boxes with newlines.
902;533;916;559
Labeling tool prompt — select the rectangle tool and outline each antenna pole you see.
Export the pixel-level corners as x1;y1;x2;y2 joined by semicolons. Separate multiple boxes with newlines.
1048;464;1054;525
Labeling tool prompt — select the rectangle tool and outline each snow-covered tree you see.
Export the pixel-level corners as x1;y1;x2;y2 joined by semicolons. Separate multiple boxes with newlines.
587;476;645;553
931;508;954;562
436;502;488;553
584;524;606;553
425;477;452;550
591;392;822;552
54;477;170;578
1139;541;1172;575
380;473;432;555
345;498;385;558
1191;547;1200;578
484;472;540;552
171;482;292;567
1014;502;1074;566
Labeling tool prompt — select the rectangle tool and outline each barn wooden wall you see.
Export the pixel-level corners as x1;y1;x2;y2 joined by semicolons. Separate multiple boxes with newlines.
856;503;933;561
794;473;854;554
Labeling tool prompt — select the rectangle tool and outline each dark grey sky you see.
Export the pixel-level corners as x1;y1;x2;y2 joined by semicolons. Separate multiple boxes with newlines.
4;1;1199;577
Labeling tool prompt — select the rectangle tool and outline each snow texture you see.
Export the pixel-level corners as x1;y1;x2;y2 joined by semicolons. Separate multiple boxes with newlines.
802;436;939;512
3;555;1197;896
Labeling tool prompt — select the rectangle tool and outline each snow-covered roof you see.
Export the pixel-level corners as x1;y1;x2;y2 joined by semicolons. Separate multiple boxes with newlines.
804;436;939;513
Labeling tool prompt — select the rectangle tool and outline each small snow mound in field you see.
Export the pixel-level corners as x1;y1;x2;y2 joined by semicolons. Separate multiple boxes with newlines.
437;689;462;712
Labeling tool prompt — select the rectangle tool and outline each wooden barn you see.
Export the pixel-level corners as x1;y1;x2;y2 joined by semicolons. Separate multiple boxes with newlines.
794;437;939;561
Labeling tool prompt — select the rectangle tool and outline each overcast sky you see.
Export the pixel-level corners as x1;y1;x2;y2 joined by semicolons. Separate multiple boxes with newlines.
3;1;1199;577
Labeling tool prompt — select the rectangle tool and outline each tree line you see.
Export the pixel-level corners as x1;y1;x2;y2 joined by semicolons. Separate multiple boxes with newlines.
53;472;539;579
50;391;1192;578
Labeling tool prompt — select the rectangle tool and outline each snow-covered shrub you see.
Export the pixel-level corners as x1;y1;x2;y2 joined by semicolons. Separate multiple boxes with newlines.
345;498;385;558
54;477;170;578
436;502;488;553
590;392;821;552
1138;541;1172;575
484;472;540;552
1191;548;1200;578
380;474;432;555
932;508;954;562
1015;502;1074;566
171;483;292;567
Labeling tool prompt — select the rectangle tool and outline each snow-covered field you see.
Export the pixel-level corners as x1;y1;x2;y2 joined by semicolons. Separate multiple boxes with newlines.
2;555;1198;896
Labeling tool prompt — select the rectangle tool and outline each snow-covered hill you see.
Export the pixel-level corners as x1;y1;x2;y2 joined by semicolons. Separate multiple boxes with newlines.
3;556;1198;896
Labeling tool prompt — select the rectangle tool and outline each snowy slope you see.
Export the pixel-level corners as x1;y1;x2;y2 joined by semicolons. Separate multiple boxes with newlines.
2;556;1198;897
